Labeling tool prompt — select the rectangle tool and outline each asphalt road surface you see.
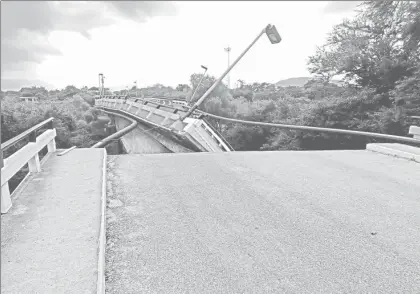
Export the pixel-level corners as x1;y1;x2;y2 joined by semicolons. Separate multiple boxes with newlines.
105;150;420;293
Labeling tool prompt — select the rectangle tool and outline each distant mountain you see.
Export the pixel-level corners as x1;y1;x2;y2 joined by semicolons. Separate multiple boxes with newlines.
276;77;344;87
275;77;311;87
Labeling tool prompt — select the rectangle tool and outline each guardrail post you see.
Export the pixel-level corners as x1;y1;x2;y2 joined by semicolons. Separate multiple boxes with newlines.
47;119;54;129
29;131;37;143
1;152;12;213
47;138;56;153
46;120;57;153
1;181;12;213
28;152;41;172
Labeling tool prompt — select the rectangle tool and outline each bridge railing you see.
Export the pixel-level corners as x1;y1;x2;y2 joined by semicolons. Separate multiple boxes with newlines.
200;118;235;151
96;98;185;130
143;97;188;107
1;118;57;213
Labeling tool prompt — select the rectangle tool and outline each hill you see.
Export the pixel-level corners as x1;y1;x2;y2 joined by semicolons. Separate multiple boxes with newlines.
275;77;311;87
276;77;344;87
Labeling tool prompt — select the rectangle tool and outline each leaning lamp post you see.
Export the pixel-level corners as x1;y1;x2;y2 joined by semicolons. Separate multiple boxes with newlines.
181;24;281;121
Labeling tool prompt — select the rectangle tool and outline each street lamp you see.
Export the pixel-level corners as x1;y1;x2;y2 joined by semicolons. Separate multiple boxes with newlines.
188;65;208;105
181;24;282;121
266;24;282;44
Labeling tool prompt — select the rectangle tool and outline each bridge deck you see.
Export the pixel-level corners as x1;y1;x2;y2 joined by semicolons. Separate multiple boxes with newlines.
105;150;420;293
1;149;106;294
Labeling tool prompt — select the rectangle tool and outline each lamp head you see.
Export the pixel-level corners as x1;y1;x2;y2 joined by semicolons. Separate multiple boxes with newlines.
265;24;282;44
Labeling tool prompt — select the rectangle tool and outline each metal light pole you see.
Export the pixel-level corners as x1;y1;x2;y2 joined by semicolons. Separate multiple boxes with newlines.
224;46;231;89
189;65;208;105
98;74;101;96
98;73;105;97
181;24;282;121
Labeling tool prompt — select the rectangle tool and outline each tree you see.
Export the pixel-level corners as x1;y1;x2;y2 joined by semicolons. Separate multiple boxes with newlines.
231;88;254;102
308;1;420;104
84;113;94;124
237;79;246;89
176;84;191;92
64;85;79;92
188;73;230;105
391;64;420;115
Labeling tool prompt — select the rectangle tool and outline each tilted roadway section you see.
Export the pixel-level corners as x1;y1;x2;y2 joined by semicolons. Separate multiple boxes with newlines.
105;150;420;293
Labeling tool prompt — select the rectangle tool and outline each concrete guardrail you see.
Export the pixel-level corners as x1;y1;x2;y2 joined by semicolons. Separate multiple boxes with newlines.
1;118;57;213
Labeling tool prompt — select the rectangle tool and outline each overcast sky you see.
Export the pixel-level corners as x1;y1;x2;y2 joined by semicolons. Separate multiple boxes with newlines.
1;1;361;91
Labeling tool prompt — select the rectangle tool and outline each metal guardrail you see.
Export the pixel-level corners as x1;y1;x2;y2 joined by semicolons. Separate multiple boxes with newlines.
142;98;188;108
198;111;420;146
201;118;235;151
91;110;138;148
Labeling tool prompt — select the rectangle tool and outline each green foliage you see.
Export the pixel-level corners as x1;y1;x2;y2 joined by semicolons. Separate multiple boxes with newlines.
231;88;254;102
308;1;420;97
84;113;94;124
188;73;230;104
138;84;186;99
176;84;191;92
1;93;107;150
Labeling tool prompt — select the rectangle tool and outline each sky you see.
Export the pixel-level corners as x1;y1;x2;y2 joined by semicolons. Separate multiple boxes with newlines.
1;1;361;91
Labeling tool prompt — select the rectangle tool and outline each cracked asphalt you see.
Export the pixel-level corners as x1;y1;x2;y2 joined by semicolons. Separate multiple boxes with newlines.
105;150;420;293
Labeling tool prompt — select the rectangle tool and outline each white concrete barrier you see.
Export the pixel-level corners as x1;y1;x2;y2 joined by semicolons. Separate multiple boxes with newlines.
409;126;420;140
183;118;225;152
1;129;57;213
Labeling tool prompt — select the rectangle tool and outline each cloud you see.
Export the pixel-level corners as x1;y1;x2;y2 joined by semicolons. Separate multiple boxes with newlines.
1;1;178;76
1;78;56;92
108;1;178;20
323;1;362;14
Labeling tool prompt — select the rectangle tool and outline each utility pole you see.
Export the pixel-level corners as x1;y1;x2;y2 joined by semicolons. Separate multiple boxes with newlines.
224;46;231;89
98;73;105;97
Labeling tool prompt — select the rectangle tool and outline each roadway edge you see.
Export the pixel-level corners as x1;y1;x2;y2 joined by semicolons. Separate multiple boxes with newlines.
366;143;420;163
97;148;107;294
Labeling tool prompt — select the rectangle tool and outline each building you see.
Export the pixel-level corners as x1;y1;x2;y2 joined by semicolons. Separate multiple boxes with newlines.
19;96;39;103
